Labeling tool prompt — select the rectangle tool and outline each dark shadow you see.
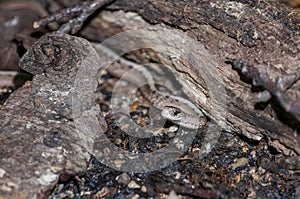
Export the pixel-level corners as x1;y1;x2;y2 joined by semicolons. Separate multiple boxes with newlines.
12;70;33;88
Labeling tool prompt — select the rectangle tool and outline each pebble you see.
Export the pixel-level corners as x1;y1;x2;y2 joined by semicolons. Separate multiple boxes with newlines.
128;181;140;189
116;173;131;185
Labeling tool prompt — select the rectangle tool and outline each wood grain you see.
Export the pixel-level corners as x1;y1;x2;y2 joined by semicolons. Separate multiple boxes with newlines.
80;0;300;155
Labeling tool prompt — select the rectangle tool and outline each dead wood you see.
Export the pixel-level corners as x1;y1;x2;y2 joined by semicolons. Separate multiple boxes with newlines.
0;33;106;199
77;0;300;156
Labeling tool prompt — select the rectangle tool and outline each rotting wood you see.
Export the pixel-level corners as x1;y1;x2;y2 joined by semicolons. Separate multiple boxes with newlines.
0;1;300;198
0;33;106;199
77;0;300;155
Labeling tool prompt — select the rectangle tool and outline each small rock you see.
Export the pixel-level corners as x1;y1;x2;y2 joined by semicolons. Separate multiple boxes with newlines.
230;157;248;170
116;173;131;185
128;181;140;189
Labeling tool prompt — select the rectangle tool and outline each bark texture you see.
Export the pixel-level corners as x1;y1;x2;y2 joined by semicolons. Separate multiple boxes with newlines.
79;0;300;156
0;33;106;199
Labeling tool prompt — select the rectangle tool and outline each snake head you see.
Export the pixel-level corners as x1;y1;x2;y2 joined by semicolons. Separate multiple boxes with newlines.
161;106;206;129
161;106;183;122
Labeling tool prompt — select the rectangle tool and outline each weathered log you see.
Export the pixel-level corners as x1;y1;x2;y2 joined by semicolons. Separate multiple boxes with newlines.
77;0;300;155
0;33;107;199
1;1;300;198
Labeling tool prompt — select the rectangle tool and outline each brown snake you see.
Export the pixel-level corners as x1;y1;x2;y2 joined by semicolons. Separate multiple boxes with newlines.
96;44;207;129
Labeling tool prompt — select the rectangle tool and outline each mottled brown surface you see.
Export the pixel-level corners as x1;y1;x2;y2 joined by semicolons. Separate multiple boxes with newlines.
0;33;106;199
79;0;300;156
0;1;299;198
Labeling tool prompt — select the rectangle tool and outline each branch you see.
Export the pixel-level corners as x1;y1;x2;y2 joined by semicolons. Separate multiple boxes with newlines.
232;59;300;121
33;0;116;34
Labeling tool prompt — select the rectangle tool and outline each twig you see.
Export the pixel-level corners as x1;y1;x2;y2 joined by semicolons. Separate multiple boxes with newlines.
232;59;300;121
33;0;116;34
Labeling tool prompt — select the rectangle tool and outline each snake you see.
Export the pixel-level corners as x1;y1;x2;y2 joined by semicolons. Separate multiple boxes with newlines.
96;44;207;129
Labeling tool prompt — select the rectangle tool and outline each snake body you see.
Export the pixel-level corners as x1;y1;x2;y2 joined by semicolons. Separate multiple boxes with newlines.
96;44;207;129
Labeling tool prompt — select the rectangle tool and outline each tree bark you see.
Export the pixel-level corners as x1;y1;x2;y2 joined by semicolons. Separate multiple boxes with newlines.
79;0;300;155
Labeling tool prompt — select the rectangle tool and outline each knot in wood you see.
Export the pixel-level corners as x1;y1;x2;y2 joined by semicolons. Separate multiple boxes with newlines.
20;33;82;76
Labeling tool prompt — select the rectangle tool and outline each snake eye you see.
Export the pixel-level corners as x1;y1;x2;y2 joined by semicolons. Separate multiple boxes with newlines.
173;109;181;116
